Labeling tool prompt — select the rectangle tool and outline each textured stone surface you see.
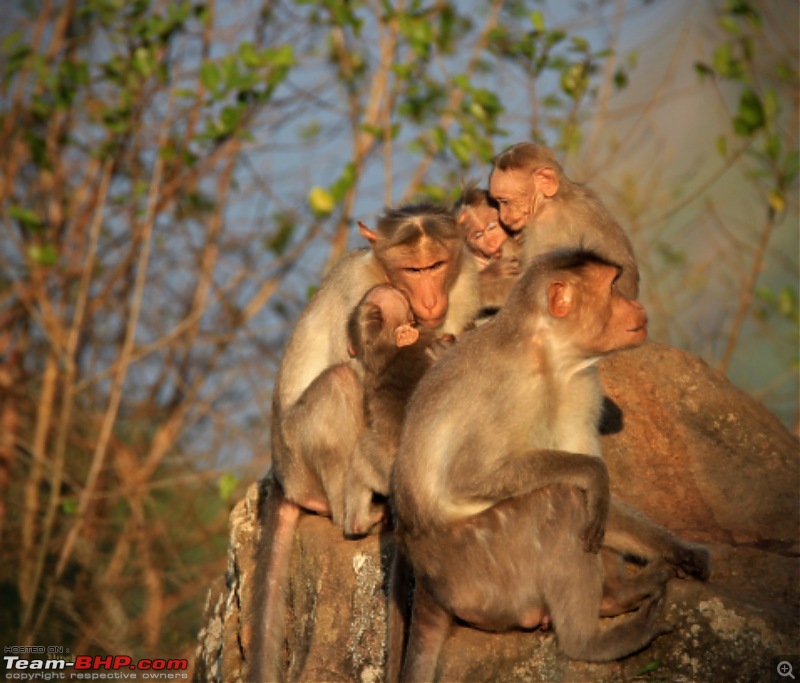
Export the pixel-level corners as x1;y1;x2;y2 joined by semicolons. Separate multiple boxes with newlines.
194;343;799;682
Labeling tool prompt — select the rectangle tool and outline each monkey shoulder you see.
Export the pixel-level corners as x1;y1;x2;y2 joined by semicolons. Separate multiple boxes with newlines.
276;249;385;409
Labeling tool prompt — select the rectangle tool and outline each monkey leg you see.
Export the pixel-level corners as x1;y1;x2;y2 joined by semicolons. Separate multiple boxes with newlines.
400;580;452;683
604;497;711;581
404;486;670;665
344;433;391;537
538;498;670;662
599;550;672;617
342;472;386;537
280;363;365;526
248;479;301;683
555;588;670;662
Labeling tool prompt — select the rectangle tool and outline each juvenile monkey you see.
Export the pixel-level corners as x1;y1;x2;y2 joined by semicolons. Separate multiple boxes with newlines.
343;284;452;537
392;248;709;680
250;204;479;683
454;183;521;311
489;142;640;299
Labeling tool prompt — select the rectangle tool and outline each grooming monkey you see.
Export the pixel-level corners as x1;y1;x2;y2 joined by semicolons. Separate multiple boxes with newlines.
392;248;709;681
250;204;479;682
489;142;640;299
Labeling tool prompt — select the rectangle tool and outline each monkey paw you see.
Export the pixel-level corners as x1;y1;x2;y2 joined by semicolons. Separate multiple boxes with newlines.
580;516;606;554
425;335;457;362
673;544;711;581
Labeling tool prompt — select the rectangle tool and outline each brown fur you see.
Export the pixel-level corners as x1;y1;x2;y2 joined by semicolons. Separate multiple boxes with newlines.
391;248;709;681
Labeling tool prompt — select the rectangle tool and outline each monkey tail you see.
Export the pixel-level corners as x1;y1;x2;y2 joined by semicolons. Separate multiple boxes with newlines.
400;580;452;683
248;475;301;683
386;545;411;683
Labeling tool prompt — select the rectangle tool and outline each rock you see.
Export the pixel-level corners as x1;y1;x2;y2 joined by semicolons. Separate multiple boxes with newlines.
194;343;799;682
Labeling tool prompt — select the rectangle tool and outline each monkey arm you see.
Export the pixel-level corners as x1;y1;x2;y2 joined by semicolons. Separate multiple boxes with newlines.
603;497;711;580
450;450;610;552
478;263;519;309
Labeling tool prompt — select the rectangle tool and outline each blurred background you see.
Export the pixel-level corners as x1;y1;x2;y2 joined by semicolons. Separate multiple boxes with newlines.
0;0;796;669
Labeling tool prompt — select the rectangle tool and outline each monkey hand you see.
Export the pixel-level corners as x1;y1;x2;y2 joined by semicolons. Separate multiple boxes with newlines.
671;542;711;581
483;256;520;279
581;462;610;553
425;334;457;362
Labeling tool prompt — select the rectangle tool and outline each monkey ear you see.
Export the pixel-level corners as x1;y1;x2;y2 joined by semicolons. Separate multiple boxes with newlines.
347;342;357;358
547;281;573;318
394;324;419;348
535;168;559;198
358;220;378;247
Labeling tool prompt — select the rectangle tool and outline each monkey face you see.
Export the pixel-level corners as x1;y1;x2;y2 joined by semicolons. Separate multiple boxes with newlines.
549;263;648;356
489;168;535;232
580;264;648;354
384;241;458;329
464;204;506;259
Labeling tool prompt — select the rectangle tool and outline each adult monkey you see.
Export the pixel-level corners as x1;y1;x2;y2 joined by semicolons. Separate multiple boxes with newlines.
249;203;479;683
392;248;709;681
489;142;640;299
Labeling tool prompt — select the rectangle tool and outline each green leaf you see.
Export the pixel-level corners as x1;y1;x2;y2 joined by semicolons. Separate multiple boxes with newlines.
734;88;765;136
449;136;472;165
767;189;784;214
720;16;740;34
265;215;295;256
570;36;590;53
636;660;661;675
530;10;545;32
777;287;797;318
8;205;45;231
217;472;239;502
330;162;357;202
308;186;336;215
560;62;588;99
239;41;259;68
265;44;294;68
28;243;58;266
694;62;714;79
200;61;221;93
716;134;727;157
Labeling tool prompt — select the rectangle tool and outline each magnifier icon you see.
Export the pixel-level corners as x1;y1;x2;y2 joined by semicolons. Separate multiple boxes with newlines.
778;661;795;678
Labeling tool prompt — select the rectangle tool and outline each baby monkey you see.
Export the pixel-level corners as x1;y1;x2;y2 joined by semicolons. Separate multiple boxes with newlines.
343;284;453;537
455;184;521;312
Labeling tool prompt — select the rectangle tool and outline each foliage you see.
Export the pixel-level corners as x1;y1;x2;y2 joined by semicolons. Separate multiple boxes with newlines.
693;0;799;374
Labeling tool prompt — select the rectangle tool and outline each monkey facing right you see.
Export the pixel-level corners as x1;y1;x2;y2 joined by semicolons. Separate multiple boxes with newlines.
391;247;710;682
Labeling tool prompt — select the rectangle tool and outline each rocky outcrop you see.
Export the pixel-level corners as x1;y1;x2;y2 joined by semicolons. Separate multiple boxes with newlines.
194;343;799;682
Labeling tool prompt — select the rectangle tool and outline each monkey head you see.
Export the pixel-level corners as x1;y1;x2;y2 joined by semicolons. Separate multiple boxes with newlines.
347;285;420;373
510;249;648;358
489;143;561;232
459;203;507;260
358;204;463;329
